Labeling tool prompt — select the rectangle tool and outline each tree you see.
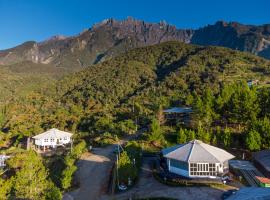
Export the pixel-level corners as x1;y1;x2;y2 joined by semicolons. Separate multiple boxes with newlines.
0;178;13;200
187;129;196;141
61;155;77;190
147;118;165;144
245;129;261;151
13;151;49;199
227;82;259;124
222;127;231;147
249;117;270;148
118;151;137;184
177;128;187;144
45;182;62;200
118;119;137;135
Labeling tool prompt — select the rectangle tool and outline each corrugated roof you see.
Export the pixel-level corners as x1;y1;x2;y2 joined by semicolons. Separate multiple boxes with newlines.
253;150;270;172
32;128;73;139
163;107;193;113
226;187;270;200
162;140;235;163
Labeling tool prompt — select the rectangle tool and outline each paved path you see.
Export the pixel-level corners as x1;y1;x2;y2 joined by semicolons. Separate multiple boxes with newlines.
101;157;229;200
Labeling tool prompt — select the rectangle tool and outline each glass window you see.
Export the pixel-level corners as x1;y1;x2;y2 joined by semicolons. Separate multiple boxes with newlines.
170;159;188;170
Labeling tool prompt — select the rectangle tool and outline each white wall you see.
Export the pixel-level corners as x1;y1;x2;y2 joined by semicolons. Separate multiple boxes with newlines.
34;136;71;146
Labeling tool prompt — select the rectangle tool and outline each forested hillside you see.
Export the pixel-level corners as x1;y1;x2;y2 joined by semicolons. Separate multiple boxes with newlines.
0;61;69;103
1;41;270;151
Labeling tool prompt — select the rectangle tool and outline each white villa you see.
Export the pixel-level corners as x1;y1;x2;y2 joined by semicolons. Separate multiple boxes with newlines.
32;128;73;151
0;155;10;168
161;140;235;178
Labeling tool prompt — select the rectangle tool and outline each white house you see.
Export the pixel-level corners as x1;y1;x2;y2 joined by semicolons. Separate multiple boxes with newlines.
0;155;10;168
161;140;235;178
32;128;73;151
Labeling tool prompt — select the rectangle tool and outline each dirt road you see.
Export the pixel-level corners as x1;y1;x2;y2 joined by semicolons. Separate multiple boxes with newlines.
63;145;115;200
63;130;145;200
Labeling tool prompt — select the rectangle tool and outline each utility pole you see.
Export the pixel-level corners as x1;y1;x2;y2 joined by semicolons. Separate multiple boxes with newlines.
116;154;119;188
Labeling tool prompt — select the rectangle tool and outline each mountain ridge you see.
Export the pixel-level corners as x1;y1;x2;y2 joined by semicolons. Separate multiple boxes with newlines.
0;17;270;70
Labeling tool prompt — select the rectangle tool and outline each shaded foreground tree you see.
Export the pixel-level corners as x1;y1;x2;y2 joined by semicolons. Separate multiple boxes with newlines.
2;151;62;200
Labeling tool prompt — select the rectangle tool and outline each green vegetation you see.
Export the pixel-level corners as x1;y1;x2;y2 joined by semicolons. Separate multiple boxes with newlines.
60;140;87;190
2;42;270;140
117;141;142;188
0;151;62;200
1;41;270;198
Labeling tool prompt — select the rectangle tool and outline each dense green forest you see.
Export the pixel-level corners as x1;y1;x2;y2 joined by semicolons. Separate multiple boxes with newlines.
1;41;270;149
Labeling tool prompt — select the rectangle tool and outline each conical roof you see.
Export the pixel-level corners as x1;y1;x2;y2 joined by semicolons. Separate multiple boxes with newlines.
162;140;234;163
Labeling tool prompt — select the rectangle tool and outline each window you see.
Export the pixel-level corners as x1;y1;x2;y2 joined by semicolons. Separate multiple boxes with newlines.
189;163;217;176
44;139;48;142
50;138;54;142
170;159;188;170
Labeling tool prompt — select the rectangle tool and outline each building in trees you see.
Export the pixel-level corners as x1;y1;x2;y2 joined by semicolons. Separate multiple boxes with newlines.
253;150;270;178
161;140;234;178
32;128;73;152
0;155;10;168
163;107;192;125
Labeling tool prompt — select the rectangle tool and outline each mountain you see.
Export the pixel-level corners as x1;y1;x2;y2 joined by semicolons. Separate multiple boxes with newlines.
0;18;269;72
0;17;194;70
191;21;270;58
2;41;270;135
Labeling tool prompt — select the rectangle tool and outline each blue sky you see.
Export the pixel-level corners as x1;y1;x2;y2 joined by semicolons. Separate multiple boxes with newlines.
0;0;270;50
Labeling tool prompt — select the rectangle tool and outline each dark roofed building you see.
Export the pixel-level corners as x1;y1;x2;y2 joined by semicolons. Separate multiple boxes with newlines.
163;107;192;125
253;150;270;178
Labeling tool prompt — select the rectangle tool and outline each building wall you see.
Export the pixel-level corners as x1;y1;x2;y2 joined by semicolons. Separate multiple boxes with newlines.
168;159;189;177
34;136;71;146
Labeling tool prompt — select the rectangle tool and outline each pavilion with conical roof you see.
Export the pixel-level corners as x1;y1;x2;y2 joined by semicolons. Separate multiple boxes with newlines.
161;140;235;178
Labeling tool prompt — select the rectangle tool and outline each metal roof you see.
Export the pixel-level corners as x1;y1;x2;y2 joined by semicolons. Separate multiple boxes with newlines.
253;150;270;172
226;187;270;200
162;140;235;163
163;107;193;113
32;128;73;139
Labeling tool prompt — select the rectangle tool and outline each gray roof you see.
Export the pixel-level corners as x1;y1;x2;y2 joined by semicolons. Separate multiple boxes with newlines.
32;128;73;139
162;140;235;163
253;150;270;172
226;187;270;200
163;107;192;114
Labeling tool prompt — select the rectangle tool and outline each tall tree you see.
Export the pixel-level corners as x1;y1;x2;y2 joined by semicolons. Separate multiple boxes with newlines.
13;151;49;199
177;128;187;144
245;129;261;151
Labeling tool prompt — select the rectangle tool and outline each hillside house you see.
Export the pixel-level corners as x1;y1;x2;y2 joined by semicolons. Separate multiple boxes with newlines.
161;140;235;178
0;155;10;168
32;128;73;151
163;107;192;125
247;79;259;87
